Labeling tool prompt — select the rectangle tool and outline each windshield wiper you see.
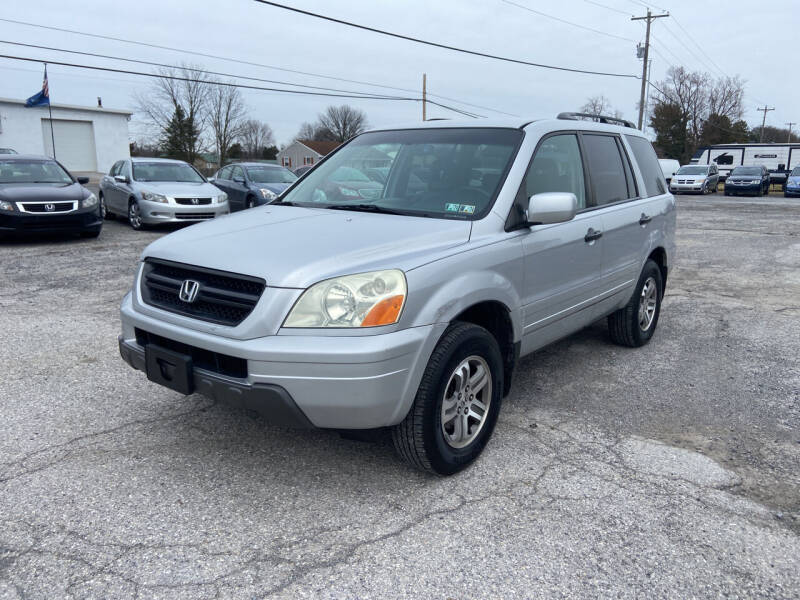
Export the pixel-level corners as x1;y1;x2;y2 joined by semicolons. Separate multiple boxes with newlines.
325;204;403;215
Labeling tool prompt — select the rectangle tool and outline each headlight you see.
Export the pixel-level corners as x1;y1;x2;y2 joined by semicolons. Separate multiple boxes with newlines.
284;269;407;328
695;178;705;184
338;186;360;197
750;180;761;185
141;191;168;203
0;200;14;211
217;192;228;204
83;193;98;208
259;188;277;200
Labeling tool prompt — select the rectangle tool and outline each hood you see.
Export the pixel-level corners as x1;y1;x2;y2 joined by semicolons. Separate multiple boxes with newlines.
787;177;800;185
142;205;472;288
136;181;220;197
252;182;291;195
728;174;760;181
0;182;86;201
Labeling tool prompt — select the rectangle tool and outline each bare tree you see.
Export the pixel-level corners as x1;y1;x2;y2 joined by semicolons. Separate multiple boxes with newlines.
708;75;745;122
135;64;211;164
294;121;334;142
317;105;369;142
239;119;275;158
208;82;247;167
652;66;710;148
579;95;623;119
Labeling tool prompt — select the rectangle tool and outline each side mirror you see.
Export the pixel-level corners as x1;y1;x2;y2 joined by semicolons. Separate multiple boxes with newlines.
76;176;90;184
114;174;129;184
526;192;578;225
233;177;245;184
208;177;216;183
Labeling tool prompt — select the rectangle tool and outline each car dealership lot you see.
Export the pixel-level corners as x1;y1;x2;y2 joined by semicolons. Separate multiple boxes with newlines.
1;194;798;598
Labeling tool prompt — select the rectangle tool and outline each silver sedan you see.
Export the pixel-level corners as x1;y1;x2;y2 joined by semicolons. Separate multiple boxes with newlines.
100;158;228;230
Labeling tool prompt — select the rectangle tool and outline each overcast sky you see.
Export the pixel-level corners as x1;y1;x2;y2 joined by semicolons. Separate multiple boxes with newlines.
1;0;797;146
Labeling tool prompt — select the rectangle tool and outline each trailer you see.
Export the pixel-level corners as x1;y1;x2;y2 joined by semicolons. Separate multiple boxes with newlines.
690;143;800;184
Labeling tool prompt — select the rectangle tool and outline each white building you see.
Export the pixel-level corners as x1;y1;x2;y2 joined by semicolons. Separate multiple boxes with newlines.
0;98;131;175
277;140;340;170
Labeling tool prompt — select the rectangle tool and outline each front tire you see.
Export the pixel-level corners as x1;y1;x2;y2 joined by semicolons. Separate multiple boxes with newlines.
246;196;256;210
608;259;663;348
128;199;144;230
392;322;504;475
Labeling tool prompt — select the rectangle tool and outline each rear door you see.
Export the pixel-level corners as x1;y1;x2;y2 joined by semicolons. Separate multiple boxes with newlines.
229;165;249;210
102;161;122;212
518;132;605;352
213;166;233;203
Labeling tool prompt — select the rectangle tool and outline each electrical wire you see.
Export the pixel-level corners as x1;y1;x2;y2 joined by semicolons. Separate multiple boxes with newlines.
0;17;513;116
500;0;637;43
251;0;639;79
581;0;631;16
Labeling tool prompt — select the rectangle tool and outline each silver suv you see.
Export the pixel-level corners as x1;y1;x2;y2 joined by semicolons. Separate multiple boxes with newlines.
100;158;229;229
119;114;676;474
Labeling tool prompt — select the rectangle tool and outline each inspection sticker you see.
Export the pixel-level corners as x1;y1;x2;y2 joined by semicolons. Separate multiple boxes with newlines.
445;203;461;212
459;204;475;214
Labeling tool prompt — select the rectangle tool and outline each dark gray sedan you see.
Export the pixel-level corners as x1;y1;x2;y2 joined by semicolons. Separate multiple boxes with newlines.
211;163;297;211
0;155;101;238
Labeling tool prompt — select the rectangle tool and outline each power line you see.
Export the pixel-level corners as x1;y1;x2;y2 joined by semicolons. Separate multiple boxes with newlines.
0;17;514;117
581;0;631;16
0;52;485;117
670;16;727;78
501;0;636;43
251;0;639;79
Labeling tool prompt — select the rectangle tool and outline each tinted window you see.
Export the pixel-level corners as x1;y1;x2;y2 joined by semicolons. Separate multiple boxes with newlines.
677;166;709;175
279;128;522;220
791;167;800;176
231;166;244;181
0;160;72;184
218;166;232;180
524;134;586;209
247;166;297;184
626;135;666;197
109;161;121;177
731;167;761;176
583;134;631;205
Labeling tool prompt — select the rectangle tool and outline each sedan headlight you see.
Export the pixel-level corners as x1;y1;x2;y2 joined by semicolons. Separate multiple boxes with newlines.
0;199;15;211
284;269;407;328
259;188;277;200
216;192;228;204
750;180;761;185
141;191;168;203
83;193;98;208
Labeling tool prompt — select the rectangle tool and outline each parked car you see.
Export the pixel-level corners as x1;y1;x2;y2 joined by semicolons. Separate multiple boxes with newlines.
211;163;297;211
723;165;770;197
658;158;680;184
0;148;18;154
0;154;101;238
293;164;315;177
100;158;229;230
118;116;676;475
784;166;800;198
311;165;383;203
669;164;719;194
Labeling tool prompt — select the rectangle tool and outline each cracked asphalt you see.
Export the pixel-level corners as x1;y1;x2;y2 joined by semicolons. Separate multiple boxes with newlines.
1;193;799;598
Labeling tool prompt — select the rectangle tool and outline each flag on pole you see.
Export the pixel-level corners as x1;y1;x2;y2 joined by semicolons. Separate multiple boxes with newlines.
25;65;50;107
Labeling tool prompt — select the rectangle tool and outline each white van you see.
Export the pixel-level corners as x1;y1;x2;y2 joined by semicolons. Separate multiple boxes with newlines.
658;159;680;184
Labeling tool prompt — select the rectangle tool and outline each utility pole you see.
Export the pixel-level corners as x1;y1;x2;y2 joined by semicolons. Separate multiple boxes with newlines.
786;122;795;142
422;73;427;122
632;9;669;131
757;106;774;142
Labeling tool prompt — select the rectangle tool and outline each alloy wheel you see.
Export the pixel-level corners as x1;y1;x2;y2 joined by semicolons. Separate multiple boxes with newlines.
129;202;142;229
638;276;658;331
440;356;492;449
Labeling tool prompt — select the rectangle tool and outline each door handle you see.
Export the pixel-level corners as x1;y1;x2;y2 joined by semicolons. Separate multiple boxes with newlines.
584;228;603;243
639;213;652;225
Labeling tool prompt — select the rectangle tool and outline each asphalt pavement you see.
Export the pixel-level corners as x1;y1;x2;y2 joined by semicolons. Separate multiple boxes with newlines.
1;193;798;598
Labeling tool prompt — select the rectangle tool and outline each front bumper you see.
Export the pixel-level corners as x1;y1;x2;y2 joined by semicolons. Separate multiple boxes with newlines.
120;292;446;429
784;187;800;197
139;199;230;225
0;206;102;234
670;182;706;193
725;183;761;195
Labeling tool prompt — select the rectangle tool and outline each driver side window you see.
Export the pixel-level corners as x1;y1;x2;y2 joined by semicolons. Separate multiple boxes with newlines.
524;134;586;209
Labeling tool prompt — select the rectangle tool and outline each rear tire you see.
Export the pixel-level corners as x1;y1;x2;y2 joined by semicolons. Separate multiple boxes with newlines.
392;322;504;475
99;194;111;220
608;259;663;348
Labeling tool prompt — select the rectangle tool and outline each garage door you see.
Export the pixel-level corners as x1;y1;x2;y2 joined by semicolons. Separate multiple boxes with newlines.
42;119;97;172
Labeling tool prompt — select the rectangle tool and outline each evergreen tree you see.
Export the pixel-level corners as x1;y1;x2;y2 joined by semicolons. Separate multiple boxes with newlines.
160;105;200;162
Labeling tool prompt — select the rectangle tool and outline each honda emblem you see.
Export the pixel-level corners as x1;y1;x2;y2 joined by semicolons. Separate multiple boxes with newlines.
178;279;201;303
44;203;55;212
191;198;199;205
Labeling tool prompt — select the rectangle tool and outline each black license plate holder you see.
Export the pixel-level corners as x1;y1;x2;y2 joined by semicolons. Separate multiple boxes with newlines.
145;344;194;395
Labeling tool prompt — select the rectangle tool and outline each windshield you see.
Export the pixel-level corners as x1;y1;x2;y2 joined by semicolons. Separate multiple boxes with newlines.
132;162;205;183
676;166;708;175
791;167;800;176
0;159;72;184
247;166;297;184
278;128;523;219
731;167;762;176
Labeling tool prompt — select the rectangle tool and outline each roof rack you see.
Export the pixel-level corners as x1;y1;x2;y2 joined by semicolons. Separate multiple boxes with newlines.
557;112;637;129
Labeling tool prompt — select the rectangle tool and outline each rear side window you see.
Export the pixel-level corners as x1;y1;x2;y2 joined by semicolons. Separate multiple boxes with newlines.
582;134;632;206
524;134;586;209
109;161;121;177
626;135;667;197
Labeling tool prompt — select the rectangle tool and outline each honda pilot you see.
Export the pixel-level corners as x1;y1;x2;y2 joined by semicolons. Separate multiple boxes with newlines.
119;113;676;475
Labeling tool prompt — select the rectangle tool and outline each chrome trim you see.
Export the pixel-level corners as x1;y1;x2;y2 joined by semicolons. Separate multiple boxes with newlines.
524;279;635;331
16;200;79;214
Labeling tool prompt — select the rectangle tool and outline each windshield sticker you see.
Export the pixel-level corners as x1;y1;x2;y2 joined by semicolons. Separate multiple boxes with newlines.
445;203;460;212
459;204;475;214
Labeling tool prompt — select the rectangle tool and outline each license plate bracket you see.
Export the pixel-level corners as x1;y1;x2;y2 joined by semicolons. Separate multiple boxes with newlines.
145;344;194;395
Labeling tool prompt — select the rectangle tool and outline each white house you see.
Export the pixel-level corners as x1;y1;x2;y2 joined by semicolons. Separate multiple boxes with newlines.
277;139;340;170
0;97;131;175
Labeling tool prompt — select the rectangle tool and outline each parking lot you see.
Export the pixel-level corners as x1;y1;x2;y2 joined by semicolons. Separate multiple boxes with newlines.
1;192;798;598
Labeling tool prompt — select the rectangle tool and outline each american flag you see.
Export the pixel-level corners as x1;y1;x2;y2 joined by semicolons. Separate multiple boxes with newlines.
25;65;50;108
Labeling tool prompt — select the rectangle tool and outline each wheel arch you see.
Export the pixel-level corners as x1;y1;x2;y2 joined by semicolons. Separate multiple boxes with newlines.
647;246;668;292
